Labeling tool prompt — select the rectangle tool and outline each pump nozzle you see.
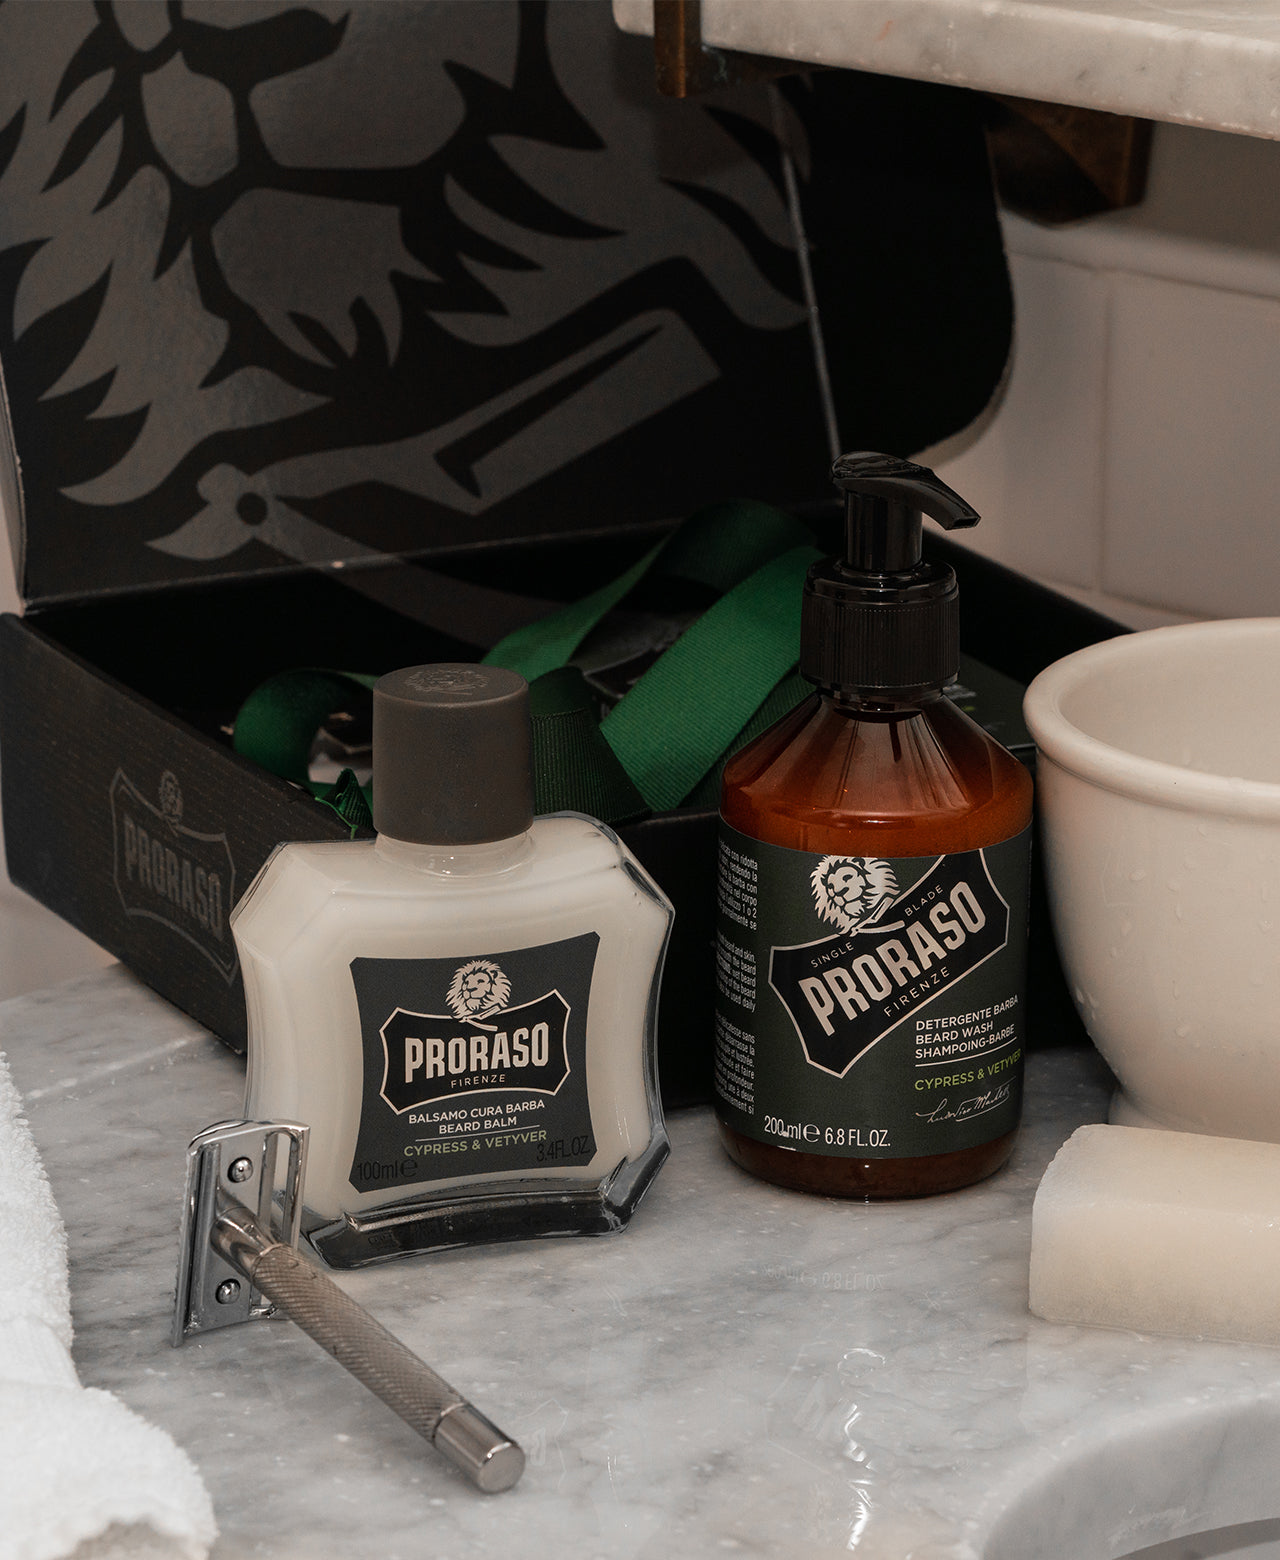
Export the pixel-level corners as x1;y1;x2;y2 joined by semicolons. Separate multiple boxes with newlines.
831;453;979;575
800;452;982;695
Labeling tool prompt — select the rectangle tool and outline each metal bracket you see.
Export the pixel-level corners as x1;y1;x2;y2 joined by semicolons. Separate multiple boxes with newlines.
650;1;1151;224
653;0;797;97
986;95;1153;224
172;1119;309;1345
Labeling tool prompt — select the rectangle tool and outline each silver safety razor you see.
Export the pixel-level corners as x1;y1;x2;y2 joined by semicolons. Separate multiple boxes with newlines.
173;1119;524;1494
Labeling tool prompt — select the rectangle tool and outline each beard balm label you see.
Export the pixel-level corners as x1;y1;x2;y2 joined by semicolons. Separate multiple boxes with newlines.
714;824;1030;1159
348;934;599;1193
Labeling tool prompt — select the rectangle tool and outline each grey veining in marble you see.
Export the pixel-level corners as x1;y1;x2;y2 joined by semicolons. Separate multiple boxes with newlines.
613;0;1280;142
6;966;1280;1558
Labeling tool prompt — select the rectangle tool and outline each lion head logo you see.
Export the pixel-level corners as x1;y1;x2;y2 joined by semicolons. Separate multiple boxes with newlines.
406;667;489;697
446;959;512;1021
811;857;899;936
158;770;183;828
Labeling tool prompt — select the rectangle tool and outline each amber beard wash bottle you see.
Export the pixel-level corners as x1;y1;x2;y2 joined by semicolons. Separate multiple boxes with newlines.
715;454;1033;1198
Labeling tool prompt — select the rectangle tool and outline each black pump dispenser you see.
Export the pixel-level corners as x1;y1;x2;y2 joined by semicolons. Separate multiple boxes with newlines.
800;452;981;696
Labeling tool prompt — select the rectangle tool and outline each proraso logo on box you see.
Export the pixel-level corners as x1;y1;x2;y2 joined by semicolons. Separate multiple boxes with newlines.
109;768;238;982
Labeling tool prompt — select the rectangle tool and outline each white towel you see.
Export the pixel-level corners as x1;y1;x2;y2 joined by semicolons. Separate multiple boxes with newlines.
0;1050;216;1560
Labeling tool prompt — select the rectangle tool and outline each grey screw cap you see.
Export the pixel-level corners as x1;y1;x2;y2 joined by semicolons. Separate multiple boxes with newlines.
372;665;533;845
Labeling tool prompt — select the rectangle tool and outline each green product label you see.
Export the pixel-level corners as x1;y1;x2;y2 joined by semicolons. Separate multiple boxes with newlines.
348;935;599;1194
714;824;1031;1159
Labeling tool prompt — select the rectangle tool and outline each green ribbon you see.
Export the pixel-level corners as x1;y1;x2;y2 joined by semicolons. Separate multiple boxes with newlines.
598;543;820;812
528;667;647;824
233;500;818;826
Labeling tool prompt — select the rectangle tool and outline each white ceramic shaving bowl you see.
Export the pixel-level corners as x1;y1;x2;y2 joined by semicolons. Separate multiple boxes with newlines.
1024;619;1280;1141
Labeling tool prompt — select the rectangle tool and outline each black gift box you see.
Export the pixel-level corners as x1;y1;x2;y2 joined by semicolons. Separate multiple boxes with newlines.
0;533;1124;1107
0;2;1120;1104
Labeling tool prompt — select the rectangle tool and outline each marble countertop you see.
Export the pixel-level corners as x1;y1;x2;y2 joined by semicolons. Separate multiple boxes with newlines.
6;966;1280;1559
613;0;1280;142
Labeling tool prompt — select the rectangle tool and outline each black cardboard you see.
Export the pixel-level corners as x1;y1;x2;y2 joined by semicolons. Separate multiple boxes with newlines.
0;5;1010;610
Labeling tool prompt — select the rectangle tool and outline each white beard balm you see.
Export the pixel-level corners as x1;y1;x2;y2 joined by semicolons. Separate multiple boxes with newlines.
232;665;673;1269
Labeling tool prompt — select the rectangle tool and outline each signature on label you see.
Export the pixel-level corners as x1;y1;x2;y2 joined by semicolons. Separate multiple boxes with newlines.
917;1081;1013;1125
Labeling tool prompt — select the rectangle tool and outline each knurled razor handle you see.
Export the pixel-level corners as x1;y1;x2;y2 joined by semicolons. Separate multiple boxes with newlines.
211;1193;524;1493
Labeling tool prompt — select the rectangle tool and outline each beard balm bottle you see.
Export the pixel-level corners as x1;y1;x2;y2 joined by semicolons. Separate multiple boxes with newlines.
715;454;1033;1198
232;665;673;1267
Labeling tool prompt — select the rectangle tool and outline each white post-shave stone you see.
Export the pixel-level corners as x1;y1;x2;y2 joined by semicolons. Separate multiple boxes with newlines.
1030;1123;1280;1344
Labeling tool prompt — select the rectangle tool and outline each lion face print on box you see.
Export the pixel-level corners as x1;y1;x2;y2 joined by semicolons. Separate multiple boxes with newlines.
0;0;832;602
0;2;1012;607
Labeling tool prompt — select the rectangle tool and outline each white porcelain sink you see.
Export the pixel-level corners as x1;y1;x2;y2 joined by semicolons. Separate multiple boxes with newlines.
981;1399;1280;1559
1123;1522;1280;1559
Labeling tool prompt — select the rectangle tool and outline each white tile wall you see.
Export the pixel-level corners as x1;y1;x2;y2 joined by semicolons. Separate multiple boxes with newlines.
925;254;1109;592
0;488;117;998
0;868;115;998
929;120;1280;632
1105;275;1280;618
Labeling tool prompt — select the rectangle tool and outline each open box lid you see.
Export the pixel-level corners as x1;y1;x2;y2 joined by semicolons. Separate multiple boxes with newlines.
0;2;1012;614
